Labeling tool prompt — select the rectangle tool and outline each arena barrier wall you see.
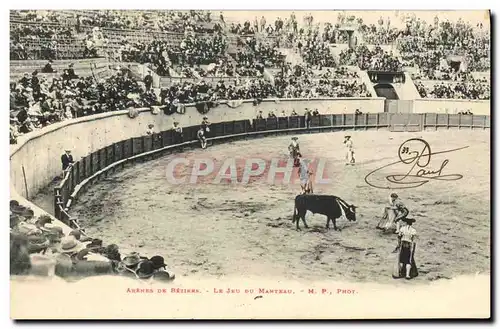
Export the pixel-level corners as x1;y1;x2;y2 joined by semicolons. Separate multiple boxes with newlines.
11;96;490;202
10;108;490;238
10;98;384;198
48;112;490;228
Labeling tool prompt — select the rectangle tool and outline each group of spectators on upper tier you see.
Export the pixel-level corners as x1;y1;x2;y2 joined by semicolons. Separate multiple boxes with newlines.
339;45;403;72
10;63;156;143
414;79;490;100
9;10;490;138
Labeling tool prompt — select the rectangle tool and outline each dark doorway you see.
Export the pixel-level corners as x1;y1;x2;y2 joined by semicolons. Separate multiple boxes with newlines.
374;83;399;100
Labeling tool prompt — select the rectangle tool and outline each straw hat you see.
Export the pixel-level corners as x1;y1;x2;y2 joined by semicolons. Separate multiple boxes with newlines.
58;236;85;254
122;252;141;267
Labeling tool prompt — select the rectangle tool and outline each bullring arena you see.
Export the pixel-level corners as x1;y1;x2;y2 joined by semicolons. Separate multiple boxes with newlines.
9;9;491;319
66;130;490;283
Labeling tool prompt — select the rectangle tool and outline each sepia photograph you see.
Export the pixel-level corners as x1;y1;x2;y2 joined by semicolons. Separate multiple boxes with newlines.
8;7;491;320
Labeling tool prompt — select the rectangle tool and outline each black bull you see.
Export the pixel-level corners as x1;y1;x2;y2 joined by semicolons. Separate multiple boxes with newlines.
292;194;357;230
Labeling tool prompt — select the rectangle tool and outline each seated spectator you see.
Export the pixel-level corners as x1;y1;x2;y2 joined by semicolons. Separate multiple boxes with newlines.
268;111;277;118
42;60;56;73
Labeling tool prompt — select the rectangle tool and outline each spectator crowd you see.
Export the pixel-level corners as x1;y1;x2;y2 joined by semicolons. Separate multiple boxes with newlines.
414;80;490;100
10;10;490;143
10;63;157;143
10;199;175;281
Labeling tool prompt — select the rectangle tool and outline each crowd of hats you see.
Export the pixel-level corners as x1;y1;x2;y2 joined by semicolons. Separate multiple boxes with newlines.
10;10;217;60
9;11;490;143
10;199;175;282
397;19;489;74
11;11;489;75
339;46;403;72
117;34;229;77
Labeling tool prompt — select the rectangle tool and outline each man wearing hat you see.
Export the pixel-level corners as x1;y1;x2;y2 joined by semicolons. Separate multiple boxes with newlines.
394;217;418;280
304;108;312;129
61;148;74;177
68;63;78;80
10;122;19;144
42;60;55;73
27;235;51;254
150;255;167;271
135;260;156;279
69;229;92;243
344;135;355;165
144;71;153;92
288;137;300;159
201;116;211;135
58;236;86;256
173;121;183;144
386;193;410;238
10;233;32;275
35;214;53;230
298;154;314;195
121;252;143;271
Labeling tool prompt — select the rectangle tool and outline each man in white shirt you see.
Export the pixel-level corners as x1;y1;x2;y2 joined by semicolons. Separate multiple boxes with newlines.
298;155;313;194
344;135;355;165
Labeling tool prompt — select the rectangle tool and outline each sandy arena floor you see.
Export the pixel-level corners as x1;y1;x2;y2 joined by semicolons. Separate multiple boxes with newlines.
69;130;490;284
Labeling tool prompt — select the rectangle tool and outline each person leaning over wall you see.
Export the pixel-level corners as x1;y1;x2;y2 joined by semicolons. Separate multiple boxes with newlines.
61;148;74;178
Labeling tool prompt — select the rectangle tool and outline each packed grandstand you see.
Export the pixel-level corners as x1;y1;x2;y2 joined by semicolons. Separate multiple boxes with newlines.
10;10;490;143
9;10;490;281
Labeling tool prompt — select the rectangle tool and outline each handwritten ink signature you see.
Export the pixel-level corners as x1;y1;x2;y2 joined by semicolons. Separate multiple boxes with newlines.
364;138;469;190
